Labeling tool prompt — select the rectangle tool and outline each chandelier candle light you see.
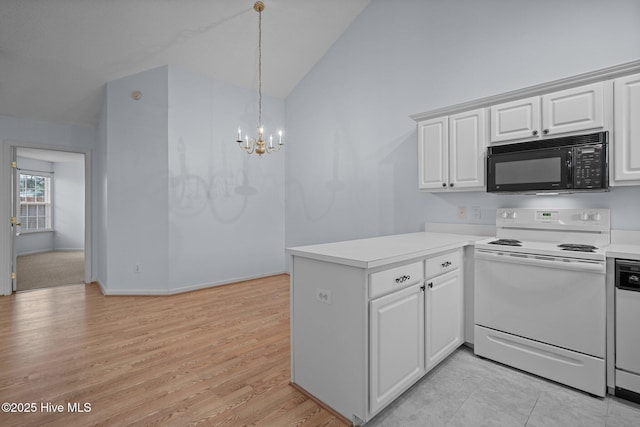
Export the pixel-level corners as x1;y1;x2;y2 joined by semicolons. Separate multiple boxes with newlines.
235;1;284;156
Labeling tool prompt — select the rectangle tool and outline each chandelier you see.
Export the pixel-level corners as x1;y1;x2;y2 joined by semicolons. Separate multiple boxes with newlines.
235;1;283;156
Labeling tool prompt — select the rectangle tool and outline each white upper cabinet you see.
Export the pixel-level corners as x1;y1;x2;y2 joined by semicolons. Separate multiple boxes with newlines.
418;117;448;190
490;82;605;144
418;109;486;191
542;83;604;136
490;96;541;143
449;109;487;189
612;73;640;185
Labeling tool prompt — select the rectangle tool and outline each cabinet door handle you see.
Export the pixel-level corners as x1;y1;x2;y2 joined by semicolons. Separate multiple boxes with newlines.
395;275;411;284
442;182;447;187
420;284;426;292
449;183;454;187
543;129;549;135
532;130;539;136
428;282;433;288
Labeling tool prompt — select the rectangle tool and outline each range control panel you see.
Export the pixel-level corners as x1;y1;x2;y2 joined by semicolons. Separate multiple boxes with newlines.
496;208;610;232
535;210;560;223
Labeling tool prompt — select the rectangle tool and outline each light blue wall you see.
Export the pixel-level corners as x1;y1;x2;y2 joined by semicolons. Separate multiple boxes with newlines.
99;65;285;294
167;68;285;290
54;160;85;250
103;66;170;293
0;115;96;153
285;0;640;248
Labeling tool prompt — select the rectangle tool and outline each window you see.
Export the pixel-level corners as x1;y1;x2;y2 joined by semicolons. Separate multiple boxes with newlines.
19;174;52;231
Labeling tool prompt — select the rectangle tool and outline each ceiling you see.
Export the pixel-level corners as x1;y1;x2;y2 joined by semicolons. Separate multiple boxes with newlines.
0;0;370;128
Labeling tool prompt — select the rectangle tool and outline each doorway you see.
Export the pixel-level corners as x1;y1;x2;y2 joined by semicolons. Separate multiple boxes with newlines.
12;148;87;292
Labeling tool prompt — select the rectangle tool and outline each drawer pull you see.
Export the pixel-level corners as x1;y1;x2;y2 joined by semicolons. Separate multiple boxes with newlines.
395;275;411;284
441;261;452;268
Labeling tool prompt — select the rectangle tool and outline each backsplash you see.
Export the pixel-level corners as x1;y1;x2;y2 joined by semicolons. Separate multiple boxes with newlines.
423;186;640;231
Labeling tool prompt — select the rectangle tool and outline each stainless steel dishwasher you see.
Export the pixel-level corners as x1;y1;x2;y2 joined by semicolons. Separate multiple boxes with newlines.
615;259;640;404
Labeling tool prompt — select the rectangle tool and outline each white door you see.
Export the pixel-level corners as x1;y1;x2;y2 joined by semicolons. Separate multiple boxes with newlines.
449;108;486;190
613;73;640;184
490;96;541;143
425;269;463;371
370;283;424;415
542;82;604;136
417;117;448;190
10;148;19;292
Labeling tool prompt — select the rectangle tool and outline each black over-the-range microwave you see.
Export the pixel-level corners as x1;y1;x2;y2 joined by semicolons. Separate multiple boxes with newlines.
486;131;609;194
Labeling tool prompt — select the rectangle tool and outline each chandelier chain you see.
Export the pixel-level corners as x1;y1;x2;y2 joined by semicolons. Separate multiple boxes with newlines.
258;6;262;128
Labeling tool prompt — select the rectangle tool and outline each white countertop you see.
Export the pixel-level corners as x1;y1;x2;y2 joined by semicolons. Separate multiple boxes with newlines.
287;232;486;269
606;244;640;261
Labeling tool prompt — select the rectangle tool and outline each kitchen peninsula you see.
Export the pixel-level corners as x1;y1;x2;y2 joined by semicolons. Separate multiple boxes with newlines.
288;231;486;425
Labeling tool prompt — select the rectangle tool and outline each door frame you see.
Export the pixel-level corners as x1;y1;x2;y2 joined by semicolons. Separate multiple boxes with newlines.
1;140;92;295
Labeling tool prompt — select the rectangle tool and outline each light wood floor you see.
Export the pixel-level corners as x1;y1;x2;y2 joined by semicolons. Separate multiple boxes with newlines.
0;275;347;426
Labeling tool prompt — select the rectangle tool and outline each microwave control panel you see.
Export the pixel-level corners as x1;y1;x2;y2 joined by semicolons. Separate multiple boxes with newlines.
573;144;604;189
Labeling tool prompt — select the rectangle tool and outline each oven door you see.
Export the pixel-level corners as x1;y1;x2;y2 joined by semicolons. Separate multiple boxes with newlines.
474;249;605;357
487;147;572;192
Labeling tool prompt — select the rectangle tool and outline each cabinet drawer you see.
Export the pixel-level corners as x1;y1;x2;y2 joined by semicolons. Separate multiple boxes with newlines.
370;261;424;299
426;249;461;279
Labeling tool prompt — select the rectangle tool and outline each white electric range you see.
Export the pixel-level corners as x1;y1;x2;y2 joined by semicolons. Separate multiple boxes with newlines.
474;208;610;397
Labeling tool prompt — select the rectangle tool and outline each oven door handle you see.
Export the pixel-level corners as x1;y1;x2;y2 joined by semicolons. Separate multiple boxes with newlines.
566;148;573;188
475;249;605;274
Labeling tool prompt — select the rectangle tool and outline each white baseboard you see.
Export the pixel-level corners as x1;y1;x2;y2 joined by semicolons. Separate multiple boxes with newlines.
98;271;289;296
17;249;49;256
95;279;107;295
17;248;84;256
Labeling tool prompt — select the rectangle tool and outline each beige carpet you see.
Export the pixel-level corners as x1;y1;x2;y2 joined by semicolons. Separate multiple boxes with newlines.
16;250;84;291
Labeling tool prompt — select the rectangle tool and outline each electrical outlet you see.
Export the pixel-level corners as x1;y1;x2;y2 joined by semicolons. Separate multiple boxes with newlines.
135;263;142;273
471;206;481;220
316;288;332;305
457;206;467;219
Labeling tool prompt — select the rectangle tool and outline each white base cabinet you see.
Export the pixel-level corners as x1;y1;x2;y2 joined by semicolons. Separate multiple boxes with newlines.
425;249;464;371
426;269;463;371
370;283;425;414
290;247;466;424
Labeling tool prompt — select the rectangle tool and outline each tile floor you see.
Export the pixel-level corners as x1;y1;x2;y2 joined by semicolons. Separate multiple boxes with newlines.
367;347;640;427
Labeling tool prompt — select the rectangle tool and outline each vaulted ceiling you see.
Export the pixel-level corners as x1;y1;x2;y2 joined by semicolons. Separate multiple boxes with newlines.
0;0;370;127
